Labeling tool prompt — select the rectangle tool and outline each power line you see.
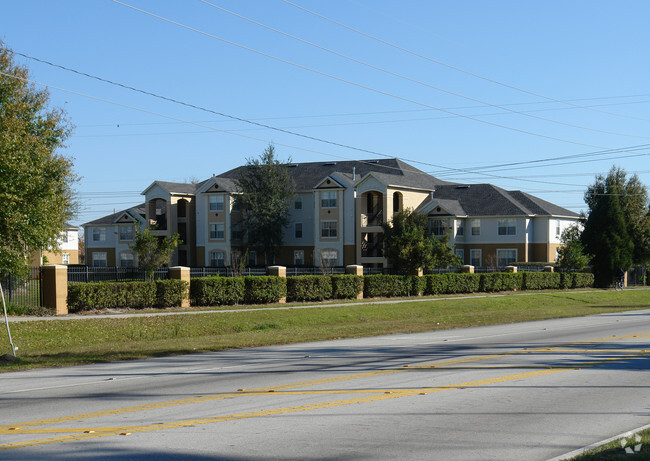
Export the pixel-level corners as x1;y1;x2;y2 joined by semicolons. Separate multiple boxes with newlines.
108;0;611;150
200;0;650;141
280;0;650;124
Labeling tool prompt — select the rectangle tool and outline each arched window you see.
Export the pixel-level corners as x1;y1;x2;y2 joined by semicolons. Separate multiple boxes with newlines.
120;251;135;268
209;251;225;267
393;192;403;214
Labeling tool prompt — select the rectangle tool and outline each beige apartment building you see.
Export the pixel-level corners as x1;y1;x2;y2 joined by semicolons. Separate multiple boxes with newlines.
84;158;579;269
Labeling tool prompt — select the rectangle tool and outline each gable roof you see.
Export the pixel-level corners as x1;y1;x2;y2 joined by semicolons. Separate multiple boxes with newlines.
82;203;146;226
217;158;455;191
427;184;579;217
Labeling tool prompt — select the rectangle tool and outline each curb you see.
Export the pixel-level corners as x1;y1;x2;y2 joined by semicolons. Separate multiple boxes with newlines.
547;422;650;460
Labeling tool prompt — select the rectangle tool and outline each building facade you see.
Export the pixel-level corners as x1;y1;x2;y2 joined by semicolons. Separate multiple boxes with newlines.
83;159;580;268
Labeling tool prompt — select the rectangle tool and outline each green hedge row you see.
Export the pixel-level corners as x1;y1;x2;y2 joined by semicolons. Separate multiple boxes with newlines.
69;272;594;311
67;280;188;313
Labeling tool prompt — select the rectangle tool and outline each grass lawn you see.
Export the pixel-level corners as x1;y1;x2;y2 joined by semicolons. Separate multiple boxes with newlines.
1;288;649;372
567;426;650;459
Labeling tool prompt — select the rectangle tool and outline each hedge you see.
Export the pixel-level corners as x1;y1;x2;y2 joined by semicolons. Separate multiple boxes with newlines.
67;280;188;312
243;276;287;304
363;274;422;298
331;275;363;299
522;272;561;290
424;273;481;295
287;276;332;302
479;273;524;292
190;276;245;306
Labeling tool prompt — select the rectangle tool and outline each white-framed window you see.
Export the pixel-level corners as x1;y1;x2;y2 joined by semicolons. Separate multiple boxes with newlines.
210;251;225;267
456;220;464;237
294;198;302;210
320;249;338;266
321;191;337;208
471;219;481;236
470;249;482;267
295;222;303;239
210;223;225;239
119;224;134;241
247;250;257;266
294;250;305;266
62;253;70;265
92;227;106;241
497;249;518;266
62;232;69;243
498;218;516;236
321;221;337;238
92;252;107;267
555;220;561;238
455;249;464;262
209;195;225;212
120;251;135;268
428;218;448;236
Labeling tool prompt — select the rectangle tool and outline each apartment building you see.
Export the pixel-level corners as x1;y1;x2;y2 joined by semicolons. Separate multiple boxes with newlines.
29;223;80;266
83;158;580;268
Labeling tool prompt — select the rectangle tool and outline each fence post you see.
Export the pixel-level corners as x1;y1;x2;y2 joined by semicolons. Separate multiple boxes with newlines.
543;266;554;272
462;265;475;274
268;266;287;304
505;266;517;273
42;265;68;315
168;266;191;308
346;265;364;299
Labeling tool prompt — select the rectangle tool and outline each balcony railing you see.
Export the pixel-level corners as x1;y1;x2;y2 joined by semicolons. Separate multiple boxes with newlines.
361;209;383;227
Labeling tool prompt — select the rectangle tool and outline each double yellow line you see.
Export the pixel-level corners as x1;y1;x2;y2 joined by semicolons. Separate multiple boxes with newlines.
2;331;649;450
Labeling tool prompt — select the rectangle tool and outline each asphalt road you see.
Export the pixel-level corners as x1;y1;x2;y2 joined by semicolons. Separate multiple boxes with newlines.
2;309;650;460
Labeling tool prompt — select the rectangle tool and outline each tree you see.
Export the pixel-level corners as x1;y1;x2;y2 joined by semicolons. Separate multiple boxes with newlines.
382;209;460;273
582;181;634;287
0;42;78;278
557;224;591;270
130;227;180;281
235;145;295;265
585;166;650;264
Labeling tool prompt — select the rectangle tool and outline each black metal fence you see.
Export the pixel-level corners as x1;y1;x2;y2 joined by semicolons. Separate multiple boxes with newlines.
67;266;169;283
0;267;43;309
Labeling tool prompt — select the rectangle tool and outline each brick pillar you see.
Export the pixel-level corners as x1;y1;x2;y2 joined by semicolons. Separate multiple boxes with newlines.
267;266;286;303
42;265;68;315
346;265;364;299
543;266;554;272
169;266;191;308
462;265;475;274
505;266;518;273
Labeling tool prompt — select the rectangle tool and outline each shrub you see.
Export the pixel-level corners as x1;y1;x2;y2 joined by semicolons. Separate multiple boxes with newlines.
67;281;157;312
287;276;332;302
244;276;287;304
331;275;363;299
446;273;481;294
155;280;188;307
523;272;561;290
572;272;595;288
190;276;245;306
424;274;447;295
363;275;421;298
479;273;523;292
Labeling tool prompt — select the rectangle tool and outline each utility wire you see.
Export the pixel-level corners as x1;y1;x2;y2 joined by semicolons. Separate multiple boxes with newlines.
280;0;650;123
200;0;650;140
109;0;609;150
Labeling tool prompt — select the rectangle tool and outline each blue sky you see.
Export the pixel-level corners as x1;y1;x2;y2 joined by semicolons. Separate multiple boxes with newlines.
2;0;649;227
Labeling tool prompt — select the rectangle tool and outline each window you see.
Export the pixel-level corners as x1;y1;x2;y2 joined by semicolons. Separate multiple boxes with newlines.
92;252;107;267
209;195;224;212
295;222;303;239
119;225;134;241
231;198;240;212
294;250;305;266
471;219;481;236
294;198;302;210
393;192;402;213
247;250;257;266
320;250;338;266
231;222;242;240
455;249;464;262
470;249;482;267
321;221;337;238
92;227;106;241
321;191;337;208
555;220;561;238
210;223;224;239
120;252;135;268
498;218;516;236
177;199;187;218
62;232;69;243
210;251;225;267
497;249;517;266
62;253;70;265
456;220;464;237
428;218;448;236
